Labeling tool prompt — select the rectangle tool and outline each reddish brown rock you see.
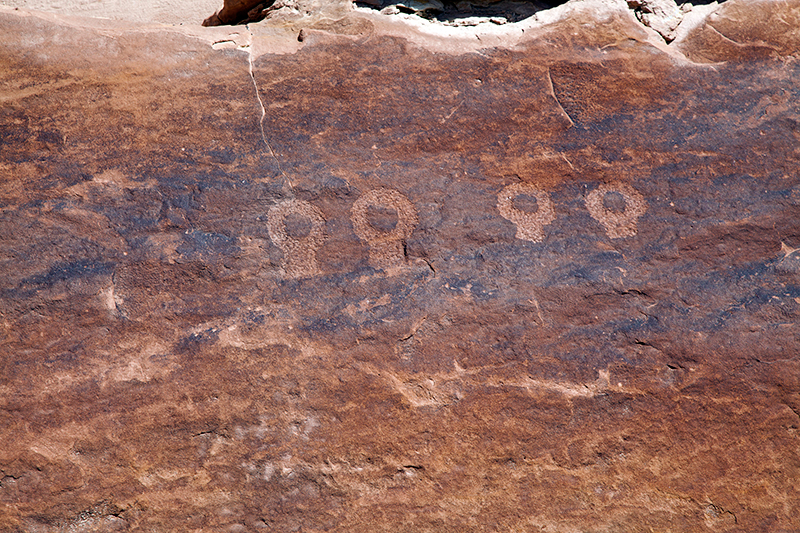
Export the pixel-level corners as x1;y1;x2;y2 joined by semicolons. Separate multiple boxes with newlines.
1;1;799;532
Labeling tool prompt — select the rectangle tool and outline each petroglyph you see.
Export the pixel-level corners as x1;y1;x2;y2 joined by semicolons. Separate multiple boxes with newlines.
351;188;418;270
497;183;556;243
585;182;647;239
267;199;326;278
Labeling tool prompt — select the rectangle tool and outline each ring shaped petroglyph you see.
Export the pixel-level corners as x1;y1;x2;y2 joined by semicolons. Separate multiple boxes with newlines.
351;188;418;270
497;183;556;243
267;199;326;278
585;182;647;239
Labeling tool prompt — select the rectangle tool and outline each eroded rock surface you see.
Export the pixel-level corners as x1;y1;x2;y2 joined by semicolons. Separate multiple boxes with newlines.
1;1;799;531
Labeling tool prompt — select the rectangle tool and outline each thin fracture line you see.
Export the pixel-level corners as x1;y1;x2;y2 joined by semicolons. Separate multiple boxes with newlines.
245;25;293;190
440;98;465;123
546;67;575;128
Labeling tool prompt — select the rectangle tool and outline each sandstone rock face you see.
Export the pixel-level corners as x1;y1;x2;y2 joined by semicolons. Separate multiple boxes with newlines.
0;0;220;25
1;1;799;531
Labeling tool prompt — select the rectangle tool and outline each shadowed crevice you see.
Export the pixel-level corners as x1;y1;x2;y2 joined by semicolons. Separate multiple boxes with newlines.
203;0;727;30
203;0;276;26
357;0;727;29
355;0;567;24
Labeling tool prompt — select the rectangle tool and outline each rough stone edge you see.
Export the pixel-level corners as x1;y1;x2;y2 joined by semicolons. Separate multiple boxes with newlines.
0;4;249;49
0;1;719;62
3;0;794;69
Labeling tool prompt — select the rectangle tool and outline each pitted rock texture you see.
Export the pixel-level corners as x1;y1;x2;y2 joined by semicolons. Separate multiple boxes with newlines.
1;1;800;532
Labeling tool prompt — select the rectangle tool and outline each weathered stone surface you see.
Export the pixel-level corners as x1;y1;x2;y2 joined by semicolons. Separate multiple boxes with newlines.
1;1;799;531
0;0;220;25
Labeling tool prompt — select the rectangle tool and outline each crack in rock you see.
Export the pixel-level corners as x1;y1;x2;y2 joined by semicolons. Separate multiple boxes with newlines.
241;25;292;190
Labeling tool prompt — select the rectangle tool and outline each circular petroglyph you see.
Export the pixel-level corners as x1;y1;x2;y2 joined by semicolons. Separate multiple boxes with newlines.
351;188;418;270
497;183;556;243
585;182;647;239
267;199;326;278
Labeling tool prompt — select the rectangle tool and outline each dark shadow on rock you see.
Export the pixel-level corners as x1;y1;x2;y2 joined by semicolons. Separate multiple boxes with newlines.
202;0;728;27
357;0;728;26
355;0;568;23
203;0;275;26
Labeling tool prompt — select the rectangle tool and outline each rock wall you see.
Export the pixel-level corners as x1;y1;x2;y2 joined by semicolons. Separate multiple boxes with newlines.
1;1;799;531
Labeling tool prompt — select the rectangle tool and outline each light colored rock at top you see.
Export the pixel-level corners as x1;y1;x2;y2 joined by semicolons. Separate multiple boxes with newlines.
626;0;683;41
0;0;221;25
